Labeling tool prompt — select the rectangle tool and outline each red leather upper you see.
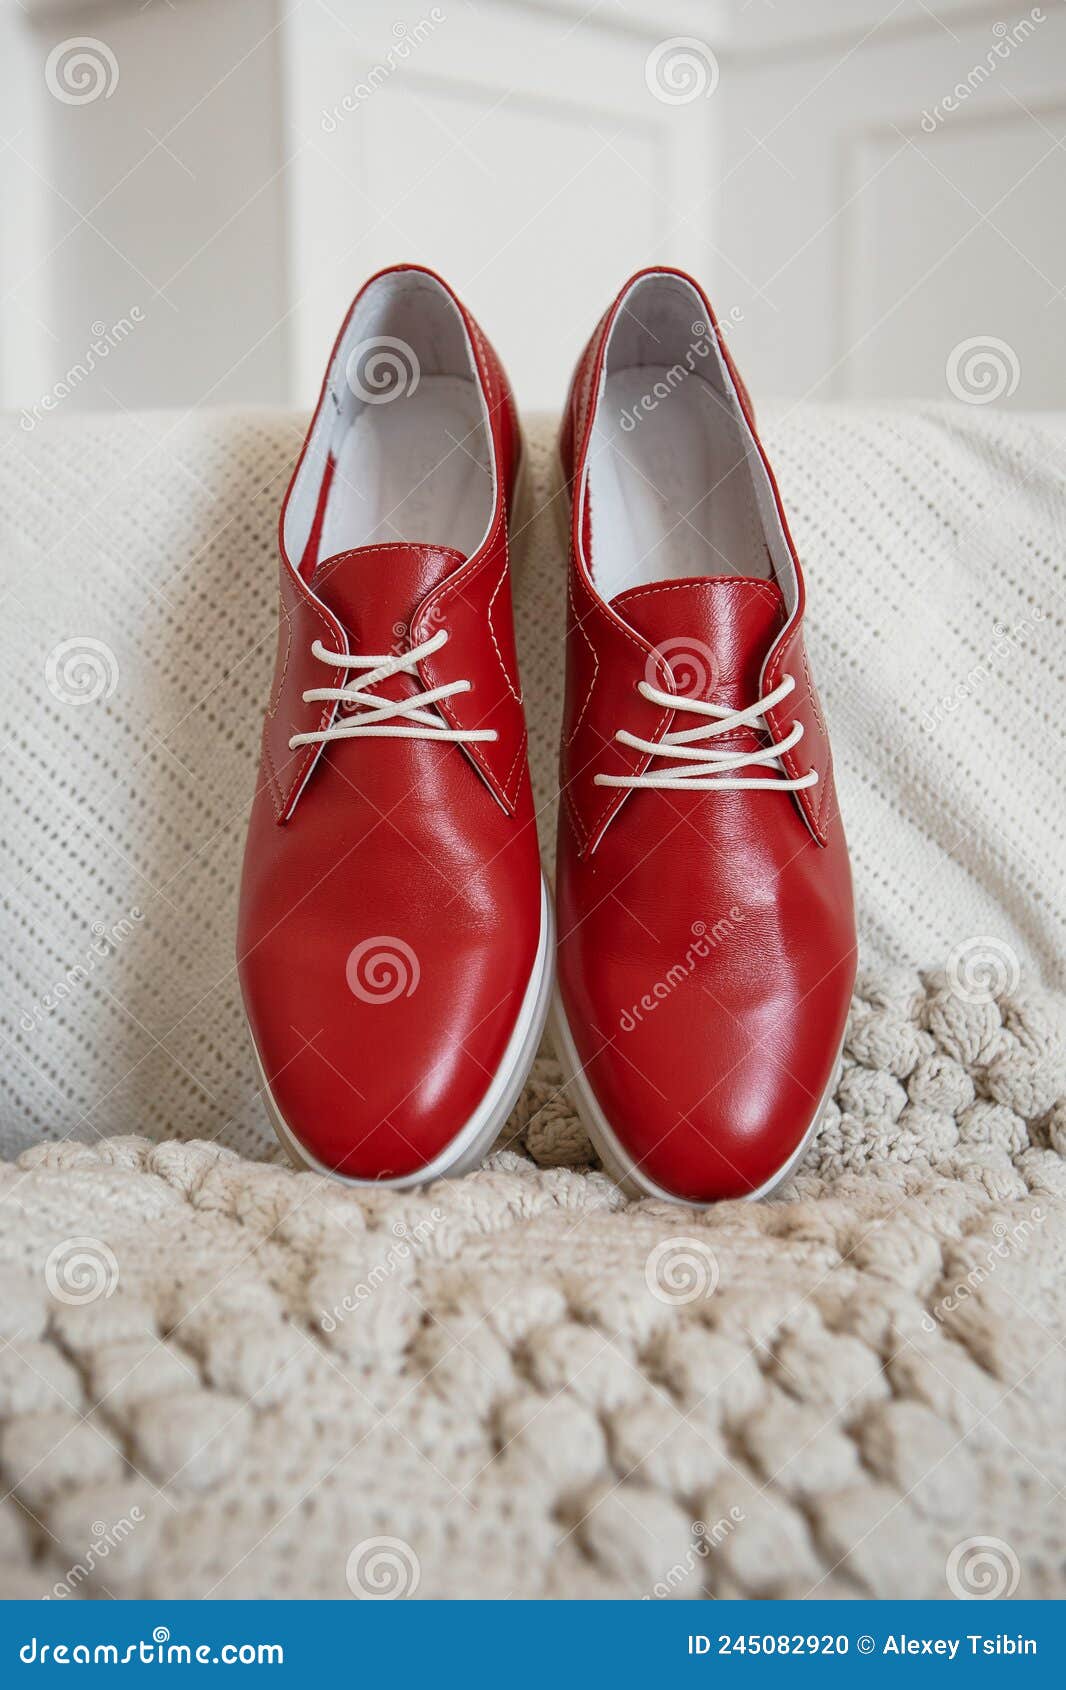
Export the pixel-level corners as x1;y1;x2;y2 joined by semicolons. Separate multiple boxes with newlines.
238;265;541;1179
556;268;857;1203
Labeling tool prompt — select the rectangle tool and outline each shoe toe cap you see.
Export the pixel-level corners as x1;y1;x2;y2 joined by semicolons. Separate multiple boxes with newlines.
244;924;541;1182
563;978;848;1205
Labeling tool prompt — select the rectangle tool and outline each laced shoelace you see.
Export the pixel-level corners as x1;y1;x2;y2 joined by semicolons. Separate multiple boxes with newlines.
594;671;818;793
288;628;497;751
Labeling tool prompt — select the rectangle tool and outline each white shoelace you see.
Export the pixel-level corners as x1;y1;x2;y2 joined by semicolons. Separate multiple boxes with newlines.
288;629;498;750
594;672;819;792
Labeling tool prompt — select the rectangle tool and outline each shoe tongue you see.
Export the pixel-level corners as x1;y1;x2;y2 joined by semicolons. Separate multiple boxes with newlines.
311;543;464;652
611;575;786;710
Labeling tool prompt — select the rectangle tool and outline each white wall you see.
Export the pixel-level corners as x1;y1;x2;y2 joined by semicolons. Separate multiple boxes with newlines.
717;0;1066;409
1;0;290;415
1;0;1063;417
280;0;723;409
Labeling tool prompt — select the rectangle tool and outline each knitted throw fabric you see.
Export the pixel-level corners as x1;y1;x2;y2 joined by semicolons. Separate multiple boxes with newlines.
1;954;1065;1599
0;406;1064;1598
0;406;1063;1158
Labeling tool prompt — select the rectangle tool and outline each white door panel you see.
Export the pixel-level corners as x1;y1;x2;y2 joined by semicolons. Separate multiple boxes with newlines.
1;0;1060;412
282;1;725;408
717;3;1066;405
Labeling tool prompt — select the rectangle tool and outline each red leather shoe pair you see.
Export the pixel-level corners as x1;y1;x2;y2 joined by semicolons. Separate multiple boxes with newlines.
238;264;857;1204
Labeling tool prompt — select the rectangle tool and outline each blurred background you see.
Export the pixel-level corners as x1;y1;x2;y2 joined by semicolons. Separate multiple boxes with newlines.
1;0;1063;418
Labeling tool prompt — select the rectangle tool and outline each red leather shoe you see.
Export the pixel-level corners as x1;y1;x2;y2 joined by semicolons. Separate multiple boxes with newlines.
553;268;856;1205
238;264;550;1186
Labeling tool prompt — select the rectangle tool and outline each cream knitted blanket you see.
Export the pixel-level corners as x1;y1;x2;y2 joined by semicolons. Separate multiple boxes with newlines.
1;958;1064;1598
0;407;1064;1599
0;406;1062;1157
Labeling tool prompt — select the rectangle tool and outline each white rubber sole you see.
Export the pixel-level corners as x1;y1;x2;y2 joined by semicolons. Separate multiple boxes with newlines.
550;988;844;1207
252;879;553;1188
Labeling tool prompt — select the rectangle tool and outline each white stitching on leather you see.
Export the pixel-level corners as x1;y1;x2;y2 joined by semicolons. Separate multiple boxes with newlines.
565;568;599;746
487;551;523;705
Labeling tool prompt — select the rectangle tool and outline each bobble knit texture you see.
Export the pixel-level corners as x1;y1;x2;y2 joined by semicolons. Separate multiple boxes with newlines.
0;407;1064;1598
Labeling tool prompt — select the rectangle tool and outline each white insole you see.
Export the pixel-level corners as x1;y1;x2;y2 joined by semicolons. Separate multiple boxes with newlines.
319;375;491;560
589;368;770;601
